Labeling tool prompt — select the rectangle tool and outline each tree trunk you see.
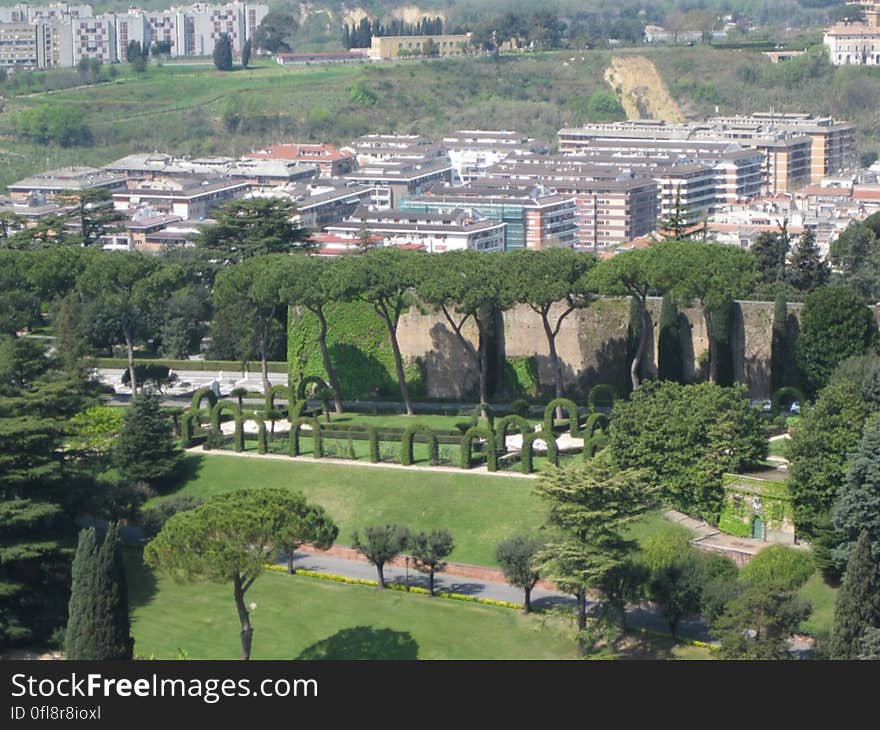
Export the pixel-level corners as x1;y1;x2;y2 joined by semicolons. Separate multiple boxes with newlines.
670;617;678;641
576;588;587;655
316;309;344;414
630;298;649;391
542;315;565;403
428;569;435;597
477;319;491;419
287;553;294;575
233;575;254;661
524;585;532;614
704;308;717;384
259;322;271;396
125;332;137;396
387;324;413;416
376;563;386;588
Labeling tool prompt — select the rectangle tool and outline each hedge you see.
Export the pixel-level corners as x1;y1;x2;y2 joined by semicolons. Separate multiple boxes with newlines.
180;411;196;448
543;397;581;438
264;384;292;417
97;357;288;373
588;383;618;412
191;386;217;413
460;426;497;471
288;417;323;458
771;386;805;416
495;414;533;455
521;431;558;474
257;419;268;454
400;424;439;466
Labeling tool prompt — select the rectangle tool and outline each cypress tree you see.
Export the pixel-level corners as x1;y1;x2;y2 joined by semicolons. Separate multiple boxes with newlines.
65;524;133;660
658;295;683;383
830;531;880;659
771;292;787;392
789;228;830;293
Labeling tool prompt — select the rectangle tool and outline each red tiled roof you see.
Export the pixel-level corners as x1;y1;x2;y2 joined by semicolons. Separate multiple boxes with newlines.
245;143;353;163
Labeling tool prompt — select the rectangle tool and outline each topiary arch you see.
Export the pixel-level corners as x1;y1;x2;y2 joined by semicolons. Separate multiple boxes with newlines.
520;431;558;474
264;384;292;418
460;426;497;471
400;424;439;466
588;384;618;413
364;424;380;463
296;376;331;401
583;412;609;439
772;386;805;416
543;398;581;438
210;400;244;452
180;411;198;448
191;386;217;415
582;427;608;460
495;415;533;455
288;417;322;458
257;418;268;455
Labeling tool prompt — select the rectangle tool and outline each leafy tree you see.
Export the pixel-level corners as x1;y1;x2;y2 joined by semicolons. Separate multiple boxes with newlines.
505;248;595;400
126;40;147;72
274;498;338;575
830;354;880;412
280;256;345;413
788;228;829;292
829;222;880;300
65;523;133;660
197;198;313;262
716;587;811;659
76;252;167;395
788;379;867;539
241;40;251;69
609;381;767;521
408;529;454;596
212;34;233;71
795;284;877;396
653;240;759;384
740;545;814;592
657;294;683;383
596;559;648;629
533;458;657;653
831;417;880;570
337;248;424;415
145;489;337;660
858;627;880;660
417;250;512;416
213;255;289;394
252;11;296;53
57;189;128;248
113;392;182;487
351;524;410;589
829;531;880;659
750;229;788;285
159;284;210;359
647;551;704;640
495;534;545;613
12;105;92;147
588;248;657;390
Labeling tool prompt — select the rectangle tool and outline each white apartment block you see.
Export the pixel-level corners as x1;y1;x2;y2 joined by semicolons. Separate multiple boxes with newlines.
0;2;267;69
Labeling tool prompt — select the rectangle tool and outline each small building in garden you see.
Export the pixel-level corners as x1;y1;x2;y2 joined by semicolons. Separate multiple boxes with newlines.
719;471;796;545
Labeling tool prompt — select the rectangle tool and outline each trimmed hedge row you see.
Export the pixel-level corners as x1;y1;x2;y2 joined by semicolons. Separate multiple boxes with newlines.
97;357;288;373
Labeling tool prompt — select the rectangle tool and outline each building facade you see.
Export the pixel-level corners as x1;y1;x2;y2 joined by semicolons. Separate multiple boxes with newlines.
368;33;471;60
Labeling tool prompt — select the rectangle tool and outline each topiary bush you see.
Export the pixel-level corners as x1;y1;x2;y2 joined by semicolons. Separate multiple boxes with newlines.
542;398;581;438
588;383;618;413
233;414;245;452
582;427;608;459
520;431;558;473
264;384;292;419
364;424;380;463
495;414;533;455
509;398;531;418
257;418;268;454
400;424;439;466
288;417;322;458
180;411;196;448
295;375;331;401
583;412;609;438
460;426;497;471
771;386;805;417
191;386;217;414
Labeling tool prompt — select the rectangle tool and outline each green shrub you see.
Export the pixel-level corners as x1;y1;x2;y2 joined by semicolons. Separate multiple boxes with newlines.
503;357;540;398
190;386;217;413
140;496;204;537
741;545;814;591
771;386;805;416
400;424;439;466
718;510;752;538
460;426;497;471
588;384;618;412
509;398;530;417
542;398;581;438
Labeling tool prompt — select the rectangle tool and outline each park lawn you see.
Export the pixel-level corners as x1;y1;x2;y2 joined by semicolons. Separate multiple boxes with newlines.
768;438;789;459
154;453;545;567
798;572;837;640
125;550;580;660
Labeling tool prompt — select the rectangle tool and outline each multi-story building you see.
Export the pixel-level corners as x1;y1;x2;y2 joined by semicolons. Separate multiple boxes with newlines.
344;134;447;166
7;166;126;203
399;181;578;250
824;16;880;66
71;14;116;65
176;2;267;56
343;159;454;208
251;181;376;231
368;33;471;61
440;130;549;184
245;143;357;177
326;205;506;253
0;23;40;70
111;176;249;220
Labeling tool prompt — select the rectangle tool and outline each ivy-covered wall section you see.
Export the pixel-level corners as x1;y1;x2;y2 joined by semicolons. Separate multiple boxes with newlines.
718;474;795;544
288;302;425;400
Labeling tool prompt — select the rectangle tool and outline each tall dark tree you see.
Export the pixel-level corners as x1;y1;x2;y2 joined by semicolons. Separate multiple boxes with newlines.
241;40;251;68
788;228;829;292
831;417;880;570
252;12;296;53
408;529;454;596
770;292;787;392
750;230;788;285
213;34;233;71
59;189;128;248
65;523;133;660
113;392;182;487
829;531;880;659
126;40;147;72
352;524;410;589
657;294;683;383
716;587;811;660
495;534;545;613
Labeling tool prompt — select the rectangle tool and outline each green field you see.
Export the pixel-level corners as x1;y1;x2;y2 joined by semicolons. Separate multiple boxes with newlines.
798;572;838;641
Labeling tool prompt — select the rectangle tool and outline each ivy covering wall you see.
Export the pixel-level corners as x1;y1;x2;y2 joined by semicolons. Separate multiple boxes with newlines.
288;301;425;400
718;475;794;539
502;356;540;399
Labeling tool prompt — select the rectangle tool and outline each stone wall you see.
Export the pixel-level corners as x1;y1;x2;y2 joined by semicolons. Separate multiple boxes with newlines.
394;297;806;401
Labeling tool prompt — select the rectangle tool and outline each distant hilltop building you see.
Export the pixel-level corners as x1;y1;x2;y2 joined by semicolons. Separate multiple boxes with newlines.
824;2;880;65
0;2;267;71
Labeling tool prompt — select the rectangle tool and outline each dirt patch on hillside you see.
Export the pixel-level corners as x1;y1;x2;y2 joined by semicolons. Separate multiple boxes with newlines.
392;5;446;24
604;55;685;123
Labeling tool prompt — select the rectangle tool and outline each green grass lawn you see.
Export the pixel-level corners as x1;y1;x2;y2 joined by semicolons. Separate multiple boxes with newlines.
126;549;579;660
768;438;790;459
798;572;838;641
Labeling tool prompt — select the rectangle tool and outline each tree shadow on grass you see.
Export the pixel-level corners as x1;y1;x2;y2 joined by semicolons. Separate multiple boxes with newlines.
155;453;205;496
295;626;419;660
122;546;157;610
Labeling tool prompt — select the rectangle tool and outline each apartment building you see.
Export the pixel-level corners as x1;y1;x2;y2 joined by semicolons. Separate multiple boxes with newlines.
326;206;506;253
368;33;471;60
399;181;578;250
825;20;880;66
0;23;40;70
246;143;357;177
7;166;126;203
249;181;376;230
343;159;454;208
71;14;115;65
558;116;852;192
440;130;549;184
344;134;446;166
112;176;249;220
